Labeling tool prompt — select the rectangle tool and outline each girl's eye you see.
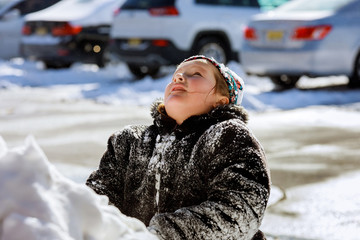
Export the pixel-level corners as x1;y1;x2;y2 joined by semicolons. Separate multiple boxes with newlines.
192;72;202;77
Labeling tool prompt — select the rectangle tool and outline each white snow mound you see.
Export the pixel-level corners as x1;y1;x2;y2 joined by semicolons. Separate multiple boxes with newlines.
0;136;158;240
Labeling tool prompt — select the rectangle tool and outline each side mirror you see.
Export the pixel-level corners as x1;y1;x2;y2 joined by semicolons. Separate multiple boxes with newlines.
2;9;21;21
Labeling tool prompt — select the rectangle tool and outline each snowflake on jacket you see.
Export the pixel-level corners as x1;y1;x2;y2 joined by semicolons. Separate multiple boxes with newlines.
86;100;270;240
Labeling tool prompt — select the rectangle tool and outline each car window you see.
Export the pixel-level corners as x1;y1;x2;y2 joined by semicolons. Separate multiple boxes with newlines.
258;0;290;10
275;0;355;12
195;0;260;7
4;0;61;16
22;0;62;15
0;2;8;9
0;0;12;9
121;0;175;9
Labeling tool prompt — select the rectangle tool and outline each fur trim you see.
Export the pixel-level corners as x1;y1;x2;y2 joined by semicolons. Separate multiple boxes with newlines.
150;100;249;137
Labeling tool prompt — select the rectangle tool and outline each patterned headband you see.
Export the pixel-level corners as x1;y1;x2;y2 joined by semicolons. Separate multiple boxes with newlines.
182;55;244;104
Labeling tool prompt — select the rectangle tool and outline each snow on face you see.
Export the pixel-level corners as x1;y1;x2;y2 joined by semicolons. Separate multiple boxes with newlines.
0;136;158;240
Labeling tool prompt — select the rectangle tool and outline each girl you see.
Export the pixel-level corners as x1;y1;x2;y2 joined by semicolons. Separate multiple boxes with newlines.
86;55;270;240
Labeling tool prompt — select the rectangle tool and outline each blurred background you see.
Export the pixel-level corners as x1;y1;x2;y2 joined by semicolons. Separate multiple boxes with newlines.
1;0;360;239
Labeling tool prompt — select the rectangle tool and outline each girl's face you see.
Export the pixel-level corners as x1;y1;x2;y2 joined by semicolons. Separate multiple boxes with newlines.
164;60;227;125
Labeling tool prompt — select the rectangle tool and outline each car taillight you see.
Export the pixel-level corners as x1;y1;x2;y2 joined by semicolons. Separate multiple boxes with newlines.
22;25;32;35
57;49;70;56
113;8;120;16
52;23;82;36
152;39;169;47
292;25;332;41
149;6;179;16
244;26;257;41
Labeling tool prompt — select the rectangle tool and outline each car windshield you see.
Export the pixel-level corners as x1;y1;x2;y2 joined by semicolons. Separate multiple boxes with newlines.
275;0;355;12
121;0;175;9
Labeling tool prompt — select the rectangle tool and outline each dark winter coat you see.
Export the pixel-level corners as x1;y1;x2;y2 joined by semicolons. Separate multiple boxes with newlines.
86;101;270;240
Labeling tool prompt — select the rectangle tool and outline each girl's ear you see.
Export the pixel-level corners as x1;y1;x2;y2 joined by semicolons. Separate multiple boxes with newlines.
213;96;229;108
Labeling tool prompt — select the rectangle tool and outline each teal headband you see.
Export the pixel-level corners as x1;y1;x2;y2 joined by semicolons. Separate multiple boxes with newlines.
182;55;244;104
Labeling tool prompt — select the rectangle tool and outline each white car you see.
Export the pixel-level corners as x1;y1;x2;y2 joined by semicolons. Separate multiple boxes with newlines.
21;0;124;68
0;0;61;60
108;0;271;78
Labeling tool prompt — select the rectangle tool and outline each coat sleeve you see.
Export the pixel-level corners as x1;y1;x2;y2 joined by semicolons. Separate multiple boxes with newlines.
148;120;271;240
86;127;135;210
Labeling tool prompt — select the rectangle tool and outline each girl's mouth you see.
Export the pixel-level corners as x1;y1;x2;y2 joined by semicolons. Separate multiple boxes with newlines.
171;85;186;92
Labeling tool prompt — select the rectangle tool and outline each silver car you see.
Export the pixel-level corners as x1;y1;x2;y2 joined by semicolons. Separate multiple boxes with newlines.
240;0;360;88
0;0;61;60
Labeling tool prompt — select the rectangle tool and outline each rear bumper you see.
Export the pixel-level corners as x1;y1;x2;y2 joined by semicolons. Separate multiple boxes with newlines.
108;39;189;67
241;46;353;77
21;34;108;65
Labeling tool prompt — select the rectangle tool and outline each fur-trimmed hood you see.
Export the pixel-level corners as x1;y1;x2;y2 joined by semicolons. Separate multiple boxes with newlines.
150;100;249;137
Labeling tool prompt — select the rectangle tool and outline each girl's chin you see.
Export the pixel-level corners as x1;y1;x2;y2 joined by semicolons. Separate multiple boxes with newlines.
164;99;189;113
164;95;184;105
164;100;181;110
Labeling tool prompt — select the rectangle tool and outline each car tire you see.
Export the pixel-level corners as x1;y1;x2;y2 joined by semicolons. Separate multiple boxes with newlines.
127;64;160;80
348;53;360;88
96;45;112;68
96;54;106;68
194;37;229;63
270;75;300;89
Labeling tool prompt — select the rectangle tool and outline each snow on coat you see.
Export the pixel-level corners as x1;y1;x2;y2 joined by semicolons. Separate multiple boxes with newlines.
86;101;271;240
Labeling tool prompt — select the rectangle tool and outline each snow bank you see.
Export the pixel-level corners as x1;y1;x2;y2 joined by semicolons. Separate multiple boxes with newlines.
0;136;158;240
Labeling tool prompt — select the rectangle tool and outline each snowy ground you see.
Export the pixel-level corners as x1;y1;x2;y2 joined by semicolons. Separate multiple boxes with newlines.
1;58;360;239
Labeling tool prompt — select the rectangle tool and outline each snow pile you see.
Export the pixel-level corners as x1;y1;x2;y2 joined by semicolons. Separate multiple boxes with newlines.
0;136;158;240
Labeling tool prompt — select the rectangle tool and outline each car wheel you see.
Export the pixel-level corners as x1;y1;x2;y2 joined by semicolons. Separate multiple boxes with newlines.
127;64;160;80
194;37;229;63
270;75;300;89
348;53;360;88
96;54;106;68
98;46;113;68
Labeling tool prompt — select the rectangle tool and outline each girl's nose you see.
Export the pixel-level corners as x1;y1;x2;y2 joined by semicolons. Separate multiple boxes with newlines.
173;72;185;83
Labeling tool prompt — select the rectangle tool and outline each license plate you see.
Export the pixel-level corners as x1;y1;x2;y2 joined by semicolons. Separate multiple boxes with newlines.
128;38;142;46
36;27;48;35
267;30;284;41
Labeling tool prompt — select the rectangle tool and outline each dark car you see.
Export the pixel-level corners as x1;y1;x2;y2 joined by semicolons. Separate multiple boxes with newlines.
21;0;124;69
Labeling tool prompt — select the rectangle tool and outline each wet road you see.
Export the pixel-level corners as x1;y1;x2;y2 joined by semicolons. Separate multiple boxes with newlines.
249;108;360;240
